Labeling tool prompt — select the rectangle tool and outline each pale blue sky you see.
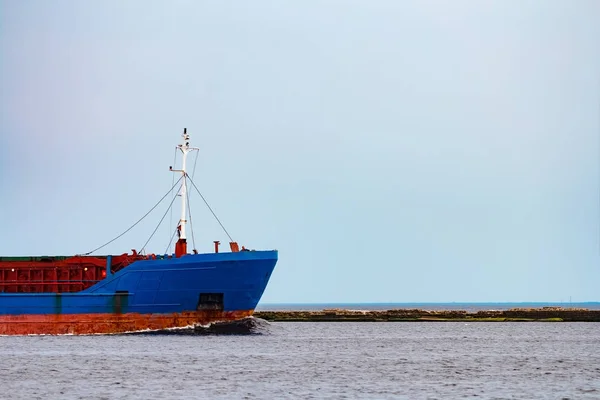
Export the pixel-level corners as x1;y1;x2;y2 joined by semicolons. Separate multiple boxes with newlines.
1;1;599;303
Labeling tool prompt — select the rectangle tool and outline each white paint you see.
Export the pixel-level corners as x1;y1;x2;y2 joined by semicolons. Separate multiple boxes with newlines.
171;129;199;241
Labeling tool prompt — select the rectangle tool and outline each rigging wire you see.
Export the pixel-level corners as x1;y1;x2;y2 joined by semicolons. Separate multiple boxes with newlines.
191;149;200;181
185;186;197;251
83;175;184;255
164;227;178;255
186;172;234;243
168;147;178;252
140;188;181;254
183;149;200;252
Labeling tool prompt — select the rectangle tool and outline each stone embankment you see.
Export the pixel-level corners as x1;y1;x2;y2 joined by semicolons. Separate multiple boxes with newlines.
254;307;600;322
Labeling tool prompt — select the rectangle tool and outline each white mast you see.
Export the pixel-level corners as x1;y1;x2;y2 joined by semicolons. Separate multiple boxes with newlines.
170;128;198;256
178;129;190;240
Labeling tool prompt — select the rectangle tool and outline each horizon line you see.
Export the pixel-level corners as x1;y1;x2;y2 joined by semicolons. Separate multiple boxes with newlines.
260;301;600;304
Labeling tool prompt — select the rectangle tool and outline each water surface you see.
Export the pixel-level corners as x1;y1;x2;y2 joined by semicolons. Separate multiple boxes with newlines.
1;321;598;399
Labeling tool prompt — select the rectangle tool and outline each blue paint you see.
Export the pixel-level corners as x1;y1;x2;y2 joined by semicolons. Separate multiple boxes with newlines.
0;250;278;316
106;255;112;276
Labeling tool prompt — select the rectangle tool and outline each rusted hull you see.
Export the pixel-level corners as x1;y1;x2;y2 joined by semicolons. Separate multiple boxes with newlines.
0;251;278;335
0;310;254;335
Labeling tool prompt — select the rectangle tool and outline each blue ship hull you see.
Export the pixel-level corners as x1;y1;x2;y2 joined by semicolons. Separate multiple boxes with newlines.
0;250;278;335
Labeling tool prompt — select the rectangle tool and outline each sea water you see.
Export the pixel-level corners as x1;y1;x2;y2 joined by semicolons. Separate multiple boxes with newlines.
0;320;598;399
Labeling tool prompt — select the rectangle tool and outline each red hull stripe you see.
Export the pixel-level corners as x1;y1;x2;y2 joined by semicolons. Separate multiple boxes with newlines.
0;310;254;335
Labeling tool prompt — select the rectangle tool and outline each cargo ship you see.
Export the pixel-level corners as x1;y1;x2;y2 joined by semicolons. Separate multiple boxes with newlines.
0;129;278;335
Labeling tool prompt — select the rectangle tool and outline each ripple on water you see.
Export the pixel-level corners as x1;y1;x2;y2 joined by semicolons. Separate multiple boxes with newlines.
0;321;599;399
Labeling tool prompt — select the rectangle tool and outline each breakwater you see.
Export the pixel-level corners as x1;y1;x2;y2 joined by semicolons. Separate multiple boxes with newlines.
254;307;600;322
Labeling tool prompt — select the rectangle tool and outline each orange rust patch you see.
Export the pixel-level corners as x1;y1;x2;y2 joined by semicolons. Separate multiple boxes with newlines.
0;310;254;335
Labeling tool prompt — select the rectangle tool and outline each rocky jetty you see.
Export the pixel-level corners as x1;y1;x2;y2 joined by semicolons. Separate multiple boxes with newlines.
254;307;600;322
